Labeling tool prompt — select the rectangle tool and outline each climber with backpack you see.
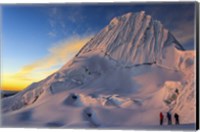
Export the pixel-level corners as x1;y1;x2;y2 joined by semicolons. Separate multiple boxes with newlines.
174;113;180;125
160;112;164;125
167;111;172;125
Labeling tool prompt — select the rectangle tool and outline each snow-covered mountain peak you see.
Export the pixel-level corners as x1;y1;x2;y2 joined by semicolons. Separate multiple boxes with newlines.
2;12;195;128
109;11;146;28
76;11;184;66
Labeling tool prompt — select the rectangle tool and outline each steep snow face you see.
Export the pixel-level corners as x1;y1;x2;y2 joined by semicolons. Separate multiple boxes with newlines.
1;11;196;128
76;11;184;67
171;51;196;124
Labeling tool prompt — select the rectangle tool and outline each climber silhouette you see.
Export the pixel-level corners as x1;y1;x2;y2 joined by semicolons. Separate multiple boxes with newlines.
167;112;172;125
175;89;179;94
49;86;53;94
174;113;180;125
72;95;77;100
160;112;164;125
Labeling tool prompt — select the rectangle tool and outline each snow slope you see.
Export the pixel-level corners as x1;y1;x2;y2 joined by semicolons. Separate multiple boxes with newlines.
1;11;196;129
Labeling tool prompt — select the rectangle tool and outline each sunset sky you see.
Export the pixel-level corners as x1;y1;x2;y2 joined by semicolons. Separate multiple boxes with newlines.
1;3;195;91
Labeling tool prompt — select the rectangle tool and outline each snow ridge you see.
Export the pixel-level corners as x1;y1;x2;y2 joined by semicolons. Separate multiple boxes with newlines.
76;11;184;66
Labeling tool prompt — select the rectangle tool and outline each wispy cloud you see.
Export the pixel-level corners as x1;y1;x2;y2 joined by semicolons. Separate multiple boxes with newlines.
48;7;66;37
19;35;92;75
2;35;93;90
67;9;86;23
47;7;88;38
48;31;57;37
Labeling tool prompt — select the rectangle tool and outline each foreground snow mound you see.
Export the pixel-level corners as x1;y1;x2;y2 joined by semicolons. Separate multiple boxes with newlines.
1;11;196;129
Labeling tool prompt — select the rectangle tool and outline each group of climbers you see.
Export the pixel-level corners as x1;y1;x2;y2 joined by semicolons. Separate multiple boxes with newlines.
159;88;181;126
160;112;180;125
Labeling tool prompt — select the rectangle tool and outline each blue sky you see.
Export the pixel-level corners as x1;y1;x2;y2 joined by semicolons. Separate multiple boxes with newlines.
1;3;196;90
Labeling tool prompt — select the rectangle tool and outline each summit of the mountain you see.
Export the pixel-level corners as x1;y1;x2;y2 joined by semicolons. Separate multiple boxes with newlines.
76;11;184;66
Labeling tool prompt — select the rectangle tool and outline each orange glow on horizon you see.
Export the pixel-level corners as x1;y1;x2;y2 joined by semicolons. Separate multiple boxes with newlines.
1;85;27;91
1;73;38;91
1;36;92;91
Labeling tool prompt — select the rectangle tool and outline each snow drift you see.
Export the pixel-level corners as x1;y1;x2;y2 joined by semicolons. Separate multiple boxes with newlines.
1;11;196;129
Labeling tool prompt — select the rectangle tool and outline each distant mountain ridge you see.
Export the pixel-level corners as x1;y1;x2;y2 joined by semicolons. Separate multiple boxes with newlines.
1;90;19;98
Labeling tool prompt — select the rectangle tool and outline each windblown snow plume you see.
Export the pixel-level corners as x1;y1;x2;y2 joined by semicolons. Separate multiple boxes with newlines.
1;11;196;129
